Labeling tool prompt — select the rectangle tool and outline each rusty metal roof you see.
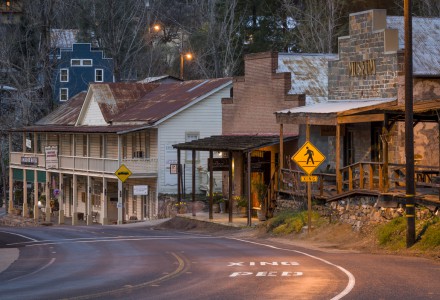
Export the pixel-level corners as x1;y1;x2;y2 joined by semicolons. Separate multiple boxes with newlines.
92;82;159;122
36;91;86;125
111;78;232;124
173;135;296;152
11;124;142;134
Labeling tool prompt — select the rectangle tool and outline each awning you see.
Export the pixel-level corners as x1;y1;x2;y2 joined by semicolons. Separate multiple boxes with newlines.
173;135;297;152
275;98;397;125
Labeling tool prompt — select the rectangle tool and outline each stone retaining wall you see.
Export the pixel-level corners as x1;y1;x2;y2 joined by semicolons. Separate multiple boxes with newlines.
275;195;440;231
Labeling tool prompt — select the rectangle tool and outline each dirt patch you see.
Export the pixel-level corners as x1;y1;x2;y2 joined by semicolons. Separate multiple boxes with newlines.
155;217;243;234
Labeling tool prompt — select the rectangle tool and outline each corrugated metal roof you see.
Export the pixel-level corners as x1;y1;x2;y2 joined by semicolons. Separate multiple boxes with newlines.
35;91;86;126
277;53;337;105
277;98;396;114
387;16;440;75
91;83;158;122
111;78;232;124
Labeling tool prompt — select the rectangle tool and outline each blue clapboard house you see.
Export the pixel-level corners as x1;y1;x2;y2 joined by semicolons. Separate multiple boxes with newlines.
53;43;114;103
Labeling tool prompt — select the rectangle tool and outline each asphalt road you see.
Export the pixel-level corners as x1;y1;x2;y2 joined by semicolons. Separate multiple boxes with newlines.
0;224;439;300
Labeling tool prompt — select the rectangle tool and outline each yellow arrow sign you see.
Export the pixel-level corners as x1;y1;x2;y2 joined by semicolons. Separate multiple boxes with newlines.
292;141;326;175
115;164;132;183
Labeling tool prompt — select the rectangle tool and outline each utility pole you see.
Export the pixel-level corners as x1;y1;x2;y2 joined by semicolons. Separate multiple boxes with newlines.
404;0;416;247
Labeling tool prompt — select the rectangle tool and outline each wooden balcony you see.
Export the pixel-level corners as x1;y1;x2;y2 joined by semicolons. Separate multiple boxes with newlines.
10;152;158;176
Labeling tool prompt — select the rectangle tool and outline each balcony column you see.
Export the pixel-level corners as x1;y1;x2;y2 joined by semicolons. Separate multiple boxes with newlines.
8;133;13;214
23;168;28;217
45;171;51;222
87;176;92;225
72;174;78;225
102;177;108;225
58;172;64;224
117;135;123;224
34;133;39;221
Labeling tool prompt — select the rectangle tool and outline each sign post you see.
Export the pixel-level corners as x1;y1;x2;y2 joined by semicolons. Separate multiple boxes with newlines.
291;124;326;234
114;164;132;224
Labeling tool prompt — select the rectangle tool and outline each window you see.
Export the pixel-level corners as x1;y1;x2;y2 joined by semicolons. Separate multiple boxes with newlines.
60;69;69;82
60;88;68;101
95;69;103;82
185;132;199;161
71;59;93;67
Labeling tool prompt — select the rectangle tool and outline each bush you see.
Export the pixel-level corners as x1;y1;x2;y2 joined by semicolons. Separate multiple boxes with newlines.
376;217;407;249
416;217;440;250
267;210;320;235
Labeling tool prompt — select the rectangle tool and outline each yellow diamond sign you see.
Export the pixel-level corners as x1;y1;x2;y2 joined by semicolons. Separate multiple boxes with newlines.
115;164;132;182
292;141;326;175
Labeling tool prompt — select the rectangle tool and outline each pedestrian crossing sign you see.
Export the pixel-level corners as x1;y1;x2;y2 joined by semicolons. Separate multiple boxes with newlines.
291;141;326;175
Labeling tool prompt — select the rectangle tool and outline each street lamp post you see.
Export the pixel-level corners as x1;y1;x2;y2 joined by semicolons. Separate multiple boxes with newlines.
180;52;192;80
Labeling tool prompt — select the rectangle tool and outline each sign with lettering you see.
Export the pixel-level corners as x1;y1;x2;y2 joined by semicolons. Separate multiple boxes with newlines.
21;156;38;166
208;158;230;171
133;185;148;195
45;146;58;169
114;164;132;182
300;175;318;182
349;59;376;76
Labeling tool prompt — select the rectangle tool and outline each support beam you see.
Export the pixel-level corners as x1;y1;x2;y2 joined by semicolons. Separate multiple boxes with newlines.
23;168;28;217
209;150;213;220
247;151;251;227
177;149;181;204
45;171;51;222
8;133;13;214
33;133;39;221
228;151;233;223
87;176;92;225
192;150;196;216
72;174;78;225
102;177;108;225
117;135;123;225
336;124;342;193
59;172;64;224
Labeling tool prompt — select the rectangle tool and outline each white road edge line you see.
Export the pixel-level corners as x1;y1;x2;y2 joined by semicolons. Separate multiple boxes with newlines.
0;230;38;242
7;258;56;282
228;237;355;300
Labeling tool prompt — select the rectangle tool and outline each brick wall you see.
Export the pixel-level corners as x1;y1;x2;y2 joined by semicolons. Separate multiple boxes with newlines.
222;52;303;135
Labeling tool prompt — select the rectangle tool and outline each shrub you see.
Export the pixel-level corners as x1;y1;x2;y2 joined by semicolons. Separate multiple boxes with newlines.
376;217;406;249
267;210;320;235
416;217;440;250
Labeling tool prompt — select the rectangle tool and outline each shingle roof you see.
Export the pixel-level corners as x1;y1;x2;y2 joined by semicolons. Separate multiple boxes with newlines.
277;53;337;105
173;135;296;152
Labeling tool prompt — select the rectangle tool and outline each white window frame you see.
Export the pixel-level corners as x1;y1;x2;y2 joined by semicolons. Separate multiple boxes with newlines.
60;88;69;102
185;132;200;161
60;69;69;82
95;69;104;82
71;59;93;67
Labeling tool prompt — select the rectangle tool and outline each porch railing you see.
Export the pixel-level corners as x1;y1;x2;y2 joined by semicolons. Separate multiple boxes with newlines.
10;152;158;175
280;161;440;199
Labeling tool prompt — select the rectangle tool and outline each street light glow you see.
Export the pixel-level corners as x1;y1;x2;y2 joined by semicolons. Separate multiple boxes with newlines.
152;24;161;32
185;53;193;60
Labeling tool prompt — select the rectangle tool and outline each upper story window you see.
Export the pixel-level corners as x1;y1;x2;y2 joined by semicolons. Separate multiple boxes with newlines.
60;69;69;82
60;88;68;101
185;132;199;161
71;59;93;67
95;69;103;82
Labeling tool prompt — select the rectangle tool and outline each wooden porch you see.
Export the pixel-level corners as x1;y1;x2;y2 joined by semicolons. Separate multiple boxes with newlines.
278;162;440;204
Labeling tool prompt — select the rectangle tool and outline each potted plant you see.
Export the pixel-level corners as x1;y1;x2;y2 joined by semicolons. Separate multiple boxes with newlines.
253;181;268;221
234;196;247;216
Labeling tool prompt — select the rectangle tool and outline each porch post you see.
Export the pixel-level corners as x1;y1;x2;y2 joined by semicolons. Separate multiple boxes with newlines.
102;177;108;225
247;151;251;226
209;150;213;220
87;176;92;225
45;171;51;222
23;168;27;217
117;135;123;224
383;116;389;192
336;124;342;193
177;149;181;202
33;133;39;221
8;133;13;214
59;172;64;224
228;151;233;223
192;150;196;216
279;124;284;169
72;174;78;225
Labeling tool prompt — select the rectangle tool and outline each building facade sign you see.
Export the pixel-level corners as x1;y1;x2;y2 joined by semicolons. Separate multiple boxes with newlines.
21;156;38;166
348;59;376;77
45;146;58;169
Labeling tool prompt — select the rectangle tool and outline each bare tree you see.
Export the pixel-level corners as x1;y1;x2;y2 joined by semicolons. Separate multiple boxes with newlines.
283;0;347;53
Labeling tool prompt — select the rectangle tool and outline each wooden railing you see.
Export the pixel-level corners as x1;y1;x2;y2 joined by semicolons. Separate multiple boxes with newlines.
280;162;440;199
10;152;159;175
